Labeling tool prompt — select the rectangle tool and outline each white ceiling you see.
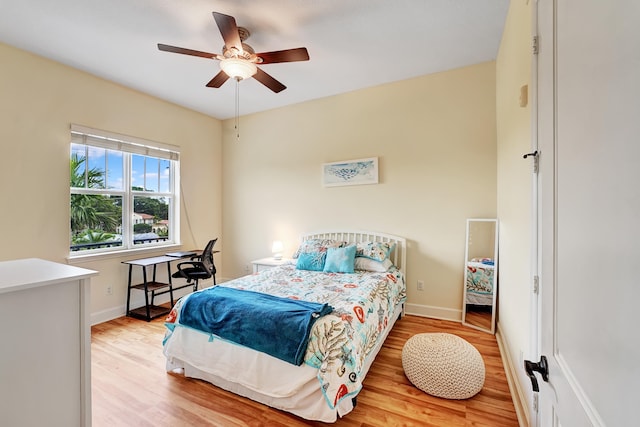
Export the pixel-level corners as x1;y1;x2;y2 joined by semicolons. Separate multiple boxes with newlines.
0;0;509;120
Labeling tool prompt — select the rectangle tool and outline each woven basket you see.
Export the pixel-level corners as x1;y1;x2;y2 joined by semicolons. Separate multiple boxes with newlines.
402;333;485;399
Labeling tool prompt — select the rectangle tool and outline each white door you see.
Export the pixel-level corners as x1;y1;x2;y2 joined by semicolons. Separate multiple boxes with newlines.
536;0;640;425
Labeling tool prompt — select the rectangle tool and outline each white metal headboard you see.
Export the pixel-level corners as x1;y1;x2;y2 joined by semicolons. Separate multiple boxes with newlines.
300;230;407;276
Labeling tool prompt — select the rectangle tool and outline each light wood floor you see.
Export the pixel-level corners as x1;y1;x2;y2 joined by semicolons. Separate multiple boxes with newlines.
463;309;493;332
92;314;518;426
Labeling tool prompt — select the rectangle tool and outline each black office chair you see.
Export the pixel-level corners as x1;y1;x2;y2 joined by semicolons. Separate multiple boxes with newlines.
172;238;217;291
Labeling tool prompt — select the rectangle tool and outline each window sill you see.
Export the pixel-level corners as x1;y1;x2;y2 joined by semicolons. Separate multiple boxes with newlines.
67;244;182;265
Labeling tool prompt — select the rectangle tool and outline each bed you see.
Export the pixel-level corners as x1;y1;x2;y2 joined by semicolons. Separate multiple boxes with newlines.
464;258;495;307
162;231;407;422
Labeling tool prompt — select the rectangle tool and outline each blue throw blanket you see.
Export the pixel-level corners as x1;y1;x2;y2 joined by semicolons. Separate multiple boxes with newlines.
179;286;333;365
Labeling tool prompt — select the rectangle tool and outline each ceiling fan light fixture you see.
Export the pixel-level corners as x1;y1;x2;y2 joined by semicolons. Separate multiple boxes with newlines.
220;58;257;80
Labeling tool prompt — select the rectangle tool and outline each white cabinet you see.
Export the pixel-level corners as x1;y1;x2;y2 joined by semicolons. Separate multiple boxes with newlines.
0;258;97;427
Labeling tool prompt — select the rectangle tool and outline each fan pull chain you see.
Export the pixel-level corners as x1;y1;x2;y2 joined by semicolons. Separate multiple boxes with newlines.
235;77;240;140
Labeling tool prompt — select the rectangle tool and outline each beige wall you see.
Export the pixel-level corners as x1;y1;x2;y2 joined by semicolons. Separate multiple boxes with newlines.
466;220;497;261
221;62;497;319
0;42;222;323
0;28;527;346
496;0;533;424
1;18;539;419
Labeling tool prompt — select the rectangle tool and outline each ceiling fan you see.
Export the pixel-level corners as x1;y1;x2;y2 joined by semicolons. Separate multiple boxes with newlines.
158;11;310;93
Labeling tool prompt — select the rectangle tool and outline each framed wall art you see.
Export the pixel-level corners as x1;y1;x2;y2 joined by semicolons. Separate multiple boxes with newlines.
322;157;379;187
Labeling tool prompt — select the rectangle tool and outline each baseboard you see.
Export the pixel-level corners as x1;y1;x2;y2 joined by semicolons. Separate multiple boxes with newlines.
91;306;125;325
496;322;530;427
404;303;462;322
92;291;455;325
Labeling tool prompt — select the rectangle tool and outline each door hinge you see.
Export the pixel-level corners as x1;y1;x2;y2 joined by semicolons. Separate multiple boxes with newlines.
533;275;539;294
532;36;539;55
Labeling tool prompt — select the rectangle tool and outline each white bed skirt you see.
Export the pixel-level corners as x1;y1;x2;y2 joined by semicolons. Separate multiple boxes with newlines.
465;291;493;306
164;303;404;422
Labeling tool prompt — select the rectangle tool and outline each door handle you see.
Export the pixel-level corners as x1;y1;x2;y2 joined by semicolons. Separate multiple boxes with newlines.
524;355;549;392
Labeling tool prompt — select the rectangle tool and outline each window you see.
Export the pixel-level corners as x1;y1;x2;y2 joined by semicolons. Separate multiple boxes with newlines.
70;125;180;255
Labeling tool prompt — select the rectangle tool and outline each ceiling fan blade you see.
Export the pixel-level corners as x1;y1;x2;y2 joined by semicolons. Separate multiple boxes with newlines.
253;67;286;93
257;47;310;64
213;12;242;52
157;43;218;59
206;71;230;88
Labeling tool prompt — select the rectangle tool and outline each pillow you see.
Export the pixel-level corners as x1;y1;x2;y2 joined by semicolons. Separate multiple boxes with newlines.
292;239;346;259
323;245;357;273
354;257;394;272
296;251;327;271
471;257;494;265
355;242;394;262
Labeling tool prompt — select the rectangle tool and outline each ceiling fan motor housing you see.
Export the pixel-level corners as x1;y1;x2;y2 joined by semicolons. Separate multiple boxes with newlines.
222;42;258;62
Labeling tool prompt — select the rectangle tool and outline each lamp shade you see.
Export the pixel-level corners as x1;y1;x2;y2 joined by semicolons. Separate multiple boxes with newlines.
220;58;257;80
272;240;284;260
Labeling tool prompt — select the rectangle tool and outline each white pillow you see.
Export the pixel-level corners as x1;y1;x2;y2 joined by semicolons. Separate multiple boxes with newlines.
354;257;393;272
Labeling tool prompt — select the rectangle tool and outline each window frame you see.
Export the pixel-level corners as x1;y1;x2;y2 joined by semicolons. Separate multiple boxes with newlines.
69;125;180;258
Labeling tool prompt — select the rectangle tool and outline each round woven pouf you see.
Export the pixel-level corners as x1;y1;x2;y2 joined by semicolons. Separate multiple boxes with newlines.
402;333;485;399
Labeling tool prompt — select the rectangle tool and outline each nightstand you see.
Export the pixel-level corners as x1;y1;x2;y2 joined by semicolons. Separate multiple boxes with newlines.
251;257;293;273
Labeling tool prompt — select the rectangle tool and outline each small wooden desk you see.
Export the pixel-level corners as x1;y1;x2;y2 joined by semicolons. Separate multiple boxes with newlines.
123;254;194;321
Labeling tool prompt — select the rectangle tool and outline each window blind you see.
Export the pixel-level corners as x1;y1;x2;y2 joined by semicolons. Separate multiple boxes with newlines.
70;124;180;161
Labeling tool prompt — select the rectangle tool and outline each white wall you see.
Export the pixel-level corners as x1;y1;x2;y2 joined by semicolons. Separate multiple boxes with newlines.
221;62;497;319
496;0;533;424
0;42;222;323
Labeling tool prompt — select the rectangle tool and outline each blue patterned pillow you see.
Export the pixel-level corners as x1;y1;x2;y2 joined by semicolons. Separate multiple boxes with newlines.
292;238;346;259
356;242;394;262
323;245;357;273
296;251;327;271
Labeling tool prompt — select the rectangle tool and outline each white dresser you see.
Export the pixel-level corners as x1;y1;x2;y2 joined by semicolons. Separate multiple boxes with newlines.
0;258;97;427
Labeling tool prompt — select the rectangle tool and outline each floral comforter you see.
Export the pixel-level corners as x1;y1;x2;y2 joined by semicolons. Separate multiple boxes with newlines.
164;263;406;410
465;261;495;294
